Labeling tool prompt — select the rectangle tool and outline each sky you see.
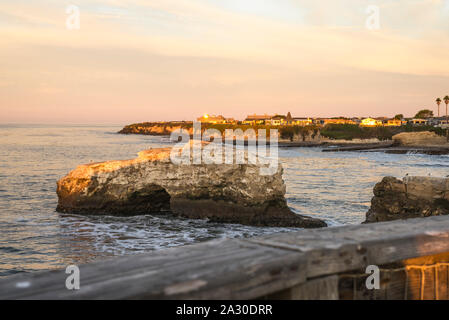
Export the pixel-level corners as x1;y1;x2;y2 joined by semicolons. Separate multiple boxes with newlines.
1;0;449;124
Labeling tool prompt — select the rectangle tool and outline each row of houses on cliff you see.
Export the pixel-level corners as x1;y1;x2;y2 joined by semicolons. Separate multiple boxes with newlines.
197;113;449;128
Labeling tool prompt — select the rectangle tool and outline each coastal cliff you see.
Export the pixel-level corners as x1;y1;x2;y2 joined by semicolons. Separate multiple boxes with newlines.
119;123;447;147
56;147;326;228
365;176;449;223
119;122;193;136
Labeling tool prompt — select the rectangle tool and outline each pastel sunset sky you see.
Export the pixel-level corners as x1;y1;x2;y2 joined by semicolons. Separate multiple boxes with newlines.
1;0;449;124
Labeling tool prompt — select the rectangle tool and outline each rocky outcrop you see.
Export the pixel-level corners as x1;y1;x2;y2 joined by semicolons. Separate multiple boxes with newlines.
393;131;447;147
56;147;326;228
119;122;193;136
279;130;322;143
365;176;449;223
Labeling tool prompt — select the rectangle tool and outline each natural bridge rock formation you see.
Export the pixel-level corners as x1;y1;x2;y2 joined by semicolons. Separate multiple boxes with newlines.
56;147;326;228
365;176;449;223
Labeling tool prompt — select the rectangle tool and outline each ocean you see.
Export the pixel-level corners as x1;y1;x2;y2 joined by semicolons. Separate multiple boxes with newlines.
1;124;448;277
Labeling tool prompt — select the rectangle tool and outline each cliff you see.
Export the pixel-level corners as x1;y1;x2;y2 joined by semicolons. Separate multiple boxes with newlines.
119;122;193;136
365;176;449;223
56;146;326;228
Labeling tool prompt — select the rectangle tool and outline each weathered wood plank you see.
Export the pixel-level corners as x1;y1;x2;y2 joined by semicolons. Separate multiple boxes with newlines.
2;216;449;300
0;239;307;300
247;216;449;278
269;275;339;300
338;266;406;300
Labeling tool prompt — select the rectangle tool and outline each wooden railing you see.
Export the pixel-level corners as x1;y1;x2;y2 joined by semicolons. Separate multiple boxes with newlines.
2;215;449;299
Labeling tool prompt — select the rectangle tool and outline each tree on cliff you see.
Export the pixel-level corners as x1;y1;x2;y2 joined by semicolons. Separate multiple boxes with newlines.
414;109;433;119
436;98;442;117
286;112;293;125
394;114;404;120
444;96;449;118
444;96;449;141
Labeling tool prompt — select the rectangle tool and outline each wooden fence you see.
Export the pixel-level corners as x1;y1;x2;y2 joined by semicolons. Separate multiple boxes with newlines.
2;215;449;299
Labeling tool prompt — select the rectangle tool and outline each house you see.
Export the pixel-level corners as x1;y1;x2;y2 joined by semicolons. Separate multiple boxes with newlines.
292;117;313;126
435;119;449;128
269;115;287;126
351;118;362;125
312;118;328;126
360;118;383;127
429;117;448;127
242;114;273;125
409;118;428;125
315;118;356;126
384;119;407;127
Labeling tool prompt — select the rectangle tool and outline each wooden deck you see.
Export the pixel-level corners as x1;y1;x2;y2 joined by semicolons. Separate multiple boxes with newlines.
2;215;449;299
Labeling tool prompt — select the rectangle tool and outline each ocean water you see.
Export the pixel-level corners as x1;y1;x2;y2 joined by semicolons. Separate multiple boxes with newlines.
1;124;448;277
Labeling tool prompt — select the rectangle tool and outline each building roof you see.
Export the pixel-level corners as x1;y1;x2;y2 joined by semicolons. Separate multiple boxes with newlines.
271;115;286;120
244;114;273;121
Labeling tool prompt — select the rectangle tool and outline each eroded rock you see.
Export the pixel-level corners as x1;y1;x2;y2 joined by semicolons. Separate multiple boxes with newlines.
364;176;449;223
56;147;326;228
392;131;447;147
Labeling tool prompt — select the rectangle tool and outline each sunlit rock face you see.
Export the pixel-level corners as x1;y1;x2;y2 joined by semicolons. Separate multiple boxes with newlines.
119;124;193;136
393;131;447;147
365;176;449;223
56;147;326;228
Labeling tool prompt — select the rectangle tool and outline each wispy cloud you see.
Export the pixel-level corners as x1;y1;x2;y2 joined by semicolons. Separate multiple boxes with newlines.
1;0;449;122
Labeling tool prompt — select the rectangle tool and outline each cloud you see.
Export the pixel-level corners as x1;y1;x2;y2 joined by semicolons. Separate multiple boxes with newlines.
1;0;449;122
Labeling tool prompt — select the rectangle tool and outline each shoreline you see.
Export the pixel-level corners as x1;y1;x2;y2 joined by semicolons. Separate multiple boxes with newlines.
123;130;449;154
120;130;449;154
322;142;449;155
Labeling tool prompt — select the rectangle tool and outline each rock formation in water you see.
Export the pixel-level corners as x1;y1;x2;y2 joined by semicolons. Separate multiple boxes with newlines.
119;122;193;136
365;176;449;223
56;147;326;228
392;131;448;147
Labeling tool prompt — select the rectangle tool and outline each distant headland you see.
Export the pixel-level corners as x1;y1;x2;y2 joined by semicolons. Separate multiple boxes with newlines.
119;110;449;146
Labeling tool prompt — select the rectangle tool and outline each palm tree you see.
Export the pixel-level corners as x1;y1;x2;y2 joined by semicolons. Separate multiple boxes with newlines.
444;96;449;118
436;98;442;117
444;96;449;141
